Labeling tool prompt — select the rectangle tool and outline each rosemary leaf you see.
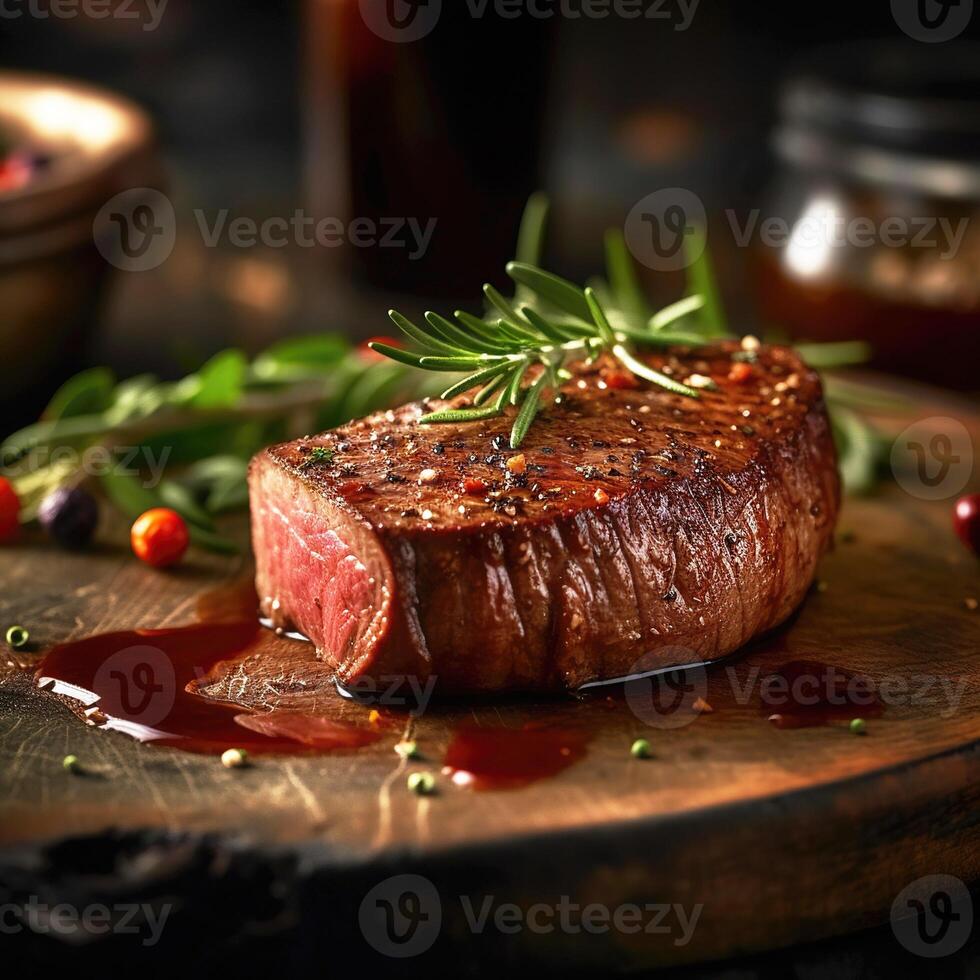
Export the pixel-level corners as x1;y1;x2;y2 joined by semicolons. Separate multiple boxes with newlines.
504;362;530;405
516;192;550;267
419;354;507;372
425;311;510;355
649;294;705;332
506;262;593;322
492;316;542;346
604;229;649;329
584;288;617;347
454;310;522;350
613;345;700;398
474;373;508;405
684;226;727;337
510;373;548;449
367;342;427;368
520;306;574;344
387;310;463;355
440;362;514;400
483;283;528;327
419;389;507;425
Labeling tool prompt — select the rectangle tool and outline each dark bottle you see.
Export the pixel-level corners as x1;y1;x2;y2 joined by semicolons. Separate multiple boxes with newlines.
306;0;554;303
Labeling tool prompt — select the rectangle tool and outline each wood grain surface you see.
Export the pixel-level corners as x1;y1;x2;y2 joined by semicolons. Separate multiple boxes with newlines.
0;375;977;975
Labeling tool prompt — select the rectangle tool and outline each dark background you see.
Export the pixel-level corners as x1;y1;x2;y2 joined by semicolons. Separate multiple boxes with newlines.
5;0;976;379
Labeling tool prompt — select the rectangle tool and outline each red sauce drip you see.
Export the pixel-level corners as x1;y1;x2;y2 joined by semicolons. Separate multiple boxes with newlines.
761;659;884;730
443;722;589;790
35;586;380;756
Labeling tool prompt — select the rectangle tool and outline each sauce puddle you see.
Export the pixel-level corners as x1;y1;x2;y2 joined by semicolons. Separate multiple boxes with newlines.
442;722;590;790
35;580;381;755
761;659;884;729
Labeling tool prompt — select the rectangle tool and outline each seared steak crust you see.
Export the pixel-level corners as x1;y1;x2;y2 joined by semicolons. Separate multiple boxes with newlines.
249;343;839;693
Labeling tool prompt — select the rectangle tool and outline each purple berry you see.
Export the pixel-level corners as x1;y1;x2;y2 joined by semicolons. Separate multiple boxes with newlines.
38;487;99;549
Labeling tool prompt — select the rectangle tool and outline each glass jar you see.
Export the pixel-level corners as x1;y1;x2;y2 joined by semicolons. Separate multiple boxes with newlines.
753;41;980;390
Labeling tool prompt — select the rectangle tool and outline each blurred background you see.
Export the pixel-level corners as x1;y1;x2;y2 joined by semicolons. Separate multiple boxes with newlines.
2;0;979;429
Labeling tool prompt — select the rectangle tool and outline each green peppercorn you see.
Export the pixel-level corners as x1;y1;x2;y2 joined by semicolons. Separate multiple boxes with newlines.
395;740;419;760
849;718;867;736
5;625;29;649
630;738;652;759
407;771;435;795
63;755;80;773
221;748;248;768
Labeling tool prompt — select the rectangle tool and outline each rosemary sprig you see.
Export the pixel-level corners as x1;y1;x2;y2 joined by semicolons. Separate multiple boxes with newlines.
373;194;899;489
372;263;705;448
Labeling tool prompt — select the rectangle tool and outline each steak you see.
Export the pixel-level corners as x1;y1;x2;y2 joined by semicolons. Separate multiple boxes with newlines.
249;342;839;694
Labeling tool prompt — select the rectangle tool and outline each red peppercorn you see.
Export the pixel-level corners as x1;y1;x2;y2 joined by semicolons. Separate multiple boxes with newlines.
131;508;189;568
462;477;488;496
603;370;640;391
953;494;980;556
728;362;754;384
0;477;20;542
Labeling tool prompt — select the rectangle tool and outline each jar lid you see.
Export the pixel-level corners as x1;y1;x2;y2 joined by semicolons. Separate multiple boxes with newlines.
775;41;980;194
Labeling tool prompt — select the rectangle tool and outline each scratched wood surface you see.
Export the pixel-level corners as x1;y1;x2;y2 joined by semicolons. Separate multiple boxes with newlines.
0;376;978;974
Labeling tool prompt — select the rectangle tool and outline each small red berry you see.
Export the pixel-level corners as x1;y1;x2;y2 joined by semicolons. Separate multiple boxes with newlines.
953;494;980;556
131;508;189;568
0;477;20;542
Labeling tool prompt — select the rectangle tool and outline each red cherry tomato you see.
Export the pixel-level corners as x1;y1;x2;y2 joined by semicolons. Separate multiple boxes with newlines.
953;494;980;556
131;508;189;568
0;477;20;542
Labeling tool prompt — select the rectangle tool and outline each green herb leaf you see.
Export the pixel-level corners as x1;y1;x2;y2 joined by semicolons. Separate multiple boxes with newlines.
505;262;593;322
185;349;247;409
649;294;705;332
584;288;617;347
684;226;728;337
440;362;514;400
43;367;116;421
613;344;699;398
604;229;649;329
420;389;508;425
832;406;881;496
794;341;872;369
252;334;349;381
515;191;549;267
510;372;547;448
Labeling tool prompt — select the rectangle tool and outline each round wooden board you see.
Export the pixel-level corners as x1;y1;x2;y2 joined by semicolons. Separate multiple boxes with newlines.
0;374;977;975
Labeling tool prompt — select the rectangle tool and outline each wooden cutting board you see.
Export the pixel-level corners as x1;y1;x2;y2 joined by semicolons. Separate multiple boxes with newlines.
0;375;977;975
